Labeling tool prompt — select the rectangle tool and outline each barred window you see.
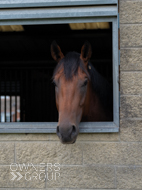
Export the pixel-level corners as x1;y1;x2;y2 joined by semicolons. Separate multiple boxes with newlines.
0;0;119;133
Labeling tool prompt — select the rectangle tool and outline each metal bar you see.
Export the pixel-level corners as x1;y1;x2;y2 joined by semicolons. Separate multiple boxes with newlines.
50;70;54;121
20;70;22;122
42;69;45;121
0;16;116;26
0;6;117;20
0;121;117;128
0;128;119;133
15;70;17;122
30;69;33;122
26;70;28;121
10;70;12;122
37;70;40;122
38;71;41;121
0;70;1;122
0;122;119;133
19;96;21;122
4;70;6;122
0;96;1;122
112;19;119;127
0;0;117;8
48;70;50;121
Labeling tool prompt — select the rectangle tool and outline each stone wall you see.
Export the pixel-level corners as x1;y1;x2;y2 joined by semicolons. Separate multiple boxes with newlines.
0;0;142;189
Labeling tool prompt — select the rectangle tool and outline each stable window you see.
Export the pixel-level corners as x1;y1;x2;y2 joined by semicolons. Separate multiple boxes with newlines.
0;0;119;133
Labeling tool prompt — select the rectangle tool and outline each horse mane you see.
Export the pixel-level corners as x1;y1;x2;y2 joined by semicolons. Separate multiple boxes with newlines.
53;51;112;111
88;62;113;111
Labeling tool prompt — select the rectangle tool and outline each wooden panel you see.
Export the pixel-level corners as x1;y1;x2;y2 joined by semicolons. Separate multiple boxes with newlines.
0;25;24;32
0;0;118;8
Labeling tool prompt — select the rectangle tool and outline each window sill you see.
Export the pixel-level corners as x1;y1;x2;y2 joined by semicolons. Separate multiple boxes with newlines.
0;122;119;133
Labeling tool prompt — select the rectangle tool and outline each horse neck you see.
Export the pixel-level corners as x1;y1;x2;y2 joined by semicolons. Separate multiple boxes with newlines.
82;82;109;121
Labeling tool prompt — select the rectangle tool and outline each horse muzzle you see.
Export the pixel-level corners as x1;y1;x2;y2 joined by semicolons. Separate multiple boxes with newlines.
56;124;79;144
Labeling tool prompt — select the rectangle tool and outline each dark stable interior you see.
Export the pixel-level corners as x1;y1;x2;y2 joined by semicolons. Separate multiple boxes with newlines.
0;23;112;122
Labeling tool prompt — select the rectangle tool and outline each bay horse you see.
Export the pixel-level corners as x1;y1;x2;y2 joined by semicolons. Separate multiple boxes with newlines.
51;41;113;144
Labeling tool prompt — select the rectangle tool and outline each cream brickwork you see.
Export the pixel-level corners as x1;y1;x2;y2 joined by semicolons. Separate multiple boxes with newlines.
116;167;142;189
120;49;142;71
0;0;142;189
119;0;142;190
120;1;142;23
120;25;142;47
121;72;142;95
120;120;142;142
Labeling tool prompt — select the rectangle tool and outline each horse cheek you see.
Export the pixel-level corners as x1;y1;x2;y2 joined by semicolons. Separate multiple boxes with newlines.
80;96;85;107
79;88;87;107
55;91;59;111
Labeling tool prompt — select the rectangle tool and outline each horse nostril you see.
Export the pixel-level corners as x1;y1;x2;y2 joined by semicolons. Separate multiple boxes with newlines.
72;125;76;135
57;126;60;135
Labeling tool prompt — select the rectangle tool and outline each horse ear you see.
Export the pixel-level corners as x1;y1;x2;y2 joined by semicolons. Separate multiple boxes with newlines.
51;41;64;62
80;41;92;66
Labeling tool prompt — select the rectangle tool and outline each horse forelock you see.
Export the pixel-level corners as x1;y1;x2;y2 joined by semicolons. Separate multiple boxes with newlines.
52;52;89;80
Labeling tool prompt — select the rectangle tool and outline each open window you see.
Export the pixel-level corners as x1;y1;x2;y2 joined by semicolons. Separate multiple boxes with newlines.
0;0;119;133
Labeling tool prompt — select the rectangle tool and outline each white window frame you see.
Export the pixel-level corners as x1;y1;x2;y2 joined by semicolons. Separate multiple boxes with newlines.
0;0;119;133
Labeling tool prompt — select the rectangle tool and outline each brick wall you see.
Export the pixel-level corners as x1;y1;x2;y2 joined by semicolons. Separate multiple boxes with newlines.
119;0;142;189
0;0;142;189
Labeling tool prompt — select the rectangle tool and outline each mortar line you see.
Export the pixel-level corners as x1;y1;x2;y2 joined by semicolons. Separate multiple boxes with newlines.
115;166;117;189
1;164;142;167
1;140;142;143
0;188;47;190
120;71;142;72
45;165;47;189
121;117;142;120
82;145;83;165
14;142;16;163
120;23;142;25
0;187;46;190
118;129;121;143
121;71;142;73
120;0;142;2
0;140;121;143
120;94;142;96
15;142;17;163
121;46;142;49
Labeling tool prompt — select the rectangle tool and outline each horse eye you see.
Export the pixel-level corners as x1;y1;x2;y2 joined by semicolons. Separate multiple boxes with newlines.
82;80;88;87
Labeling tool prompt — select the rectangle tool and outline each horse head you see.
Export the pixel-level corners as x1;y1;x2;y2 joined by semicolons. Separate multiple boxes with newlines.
51;41;92;144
